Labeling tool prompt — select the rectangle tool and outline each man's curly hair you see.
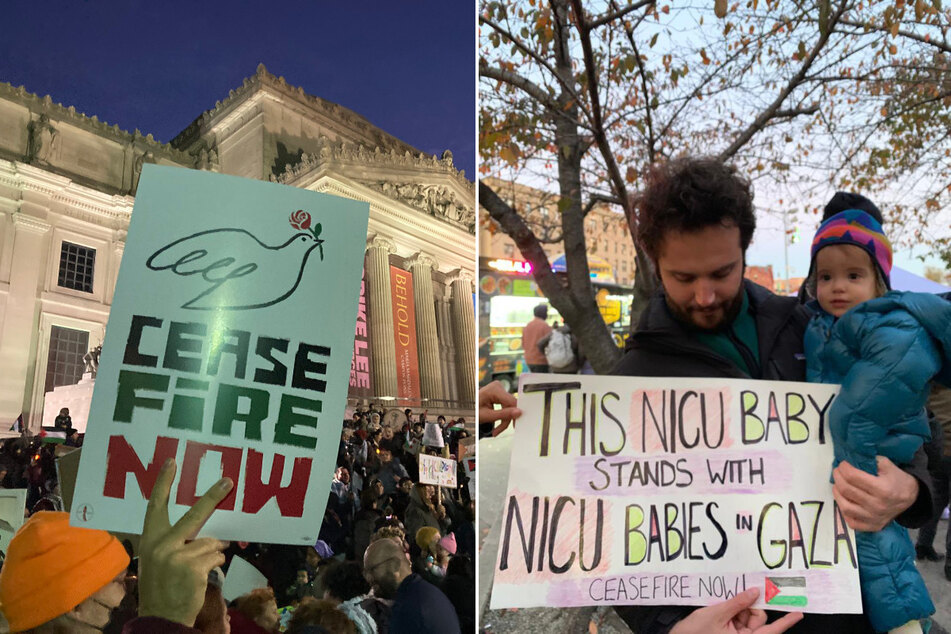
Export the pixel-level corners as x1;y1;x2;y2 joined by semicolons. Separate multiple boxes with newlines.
634;157;756;263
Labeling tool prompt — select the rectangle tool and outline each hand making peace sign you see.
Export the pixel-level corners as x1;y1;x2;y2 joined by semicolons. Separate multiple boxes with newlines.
137;458;234;627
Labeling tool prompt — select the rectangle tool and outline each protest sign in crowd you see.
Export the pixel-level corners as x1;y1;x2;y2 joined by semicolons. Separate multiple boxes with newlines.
0;166;473;633
0;405;473;633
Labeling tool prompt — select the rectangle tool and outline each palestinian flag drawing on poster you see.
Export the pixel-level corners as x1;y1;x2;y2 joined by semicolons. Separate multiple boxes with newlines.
39;427;66;444
765;577;807;607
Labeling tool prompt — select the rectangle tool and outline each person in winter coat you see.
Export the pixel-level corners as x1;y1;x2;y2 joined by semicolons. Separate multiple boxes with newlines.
353;488;383;564
612;162;934;634
404;482;448;543
229;587;280;634
0;458;235;634
803;203;951;633
321;561;377;634
536;323;582;373
915;383;951;580
376;448;409;496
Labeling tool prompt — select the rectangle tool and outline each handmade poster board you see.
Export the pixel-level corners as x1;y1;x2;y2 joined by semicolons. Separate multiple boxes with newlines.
491;374;861;614
70;165;369;544
56;446;82;511
223;555;270;602
0;489;27;563
419;453;458;488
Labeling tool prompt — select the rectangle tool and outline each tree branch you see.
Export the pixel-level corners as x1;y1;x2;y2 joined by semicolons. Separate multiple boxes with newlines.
480;14;593;128
610;0;657;162
583;194;623;216
773;104;820;119
588;0;655;29
480;181;558;281
569;0;631;217
655;32;758;142
719;2;846;159
838;17;951;55
480;62;566;117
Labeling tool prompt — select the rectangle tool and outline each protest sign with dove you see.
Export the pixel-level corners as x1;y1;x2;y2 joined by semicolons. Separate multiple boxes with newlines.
71;165;369;544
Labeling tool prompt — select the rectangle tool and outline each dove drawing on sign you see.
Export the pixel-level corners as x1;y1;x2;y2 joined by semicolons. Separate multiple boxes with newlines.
145;210;325;310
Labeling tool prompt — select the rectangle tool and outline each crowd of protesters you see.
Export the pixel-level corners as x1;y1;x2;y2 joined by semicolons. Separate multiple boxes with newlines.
0;435;74;517
0;404;473;633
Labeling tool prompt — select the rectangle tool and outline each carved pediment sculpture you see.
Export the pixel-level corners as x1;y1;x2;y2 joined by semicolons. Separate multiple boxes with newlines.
366;180;474;230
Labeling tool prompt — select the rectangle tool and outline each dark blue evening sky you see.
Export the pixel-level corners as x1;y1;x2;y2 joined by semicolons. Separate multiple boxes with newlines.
0;1;475;178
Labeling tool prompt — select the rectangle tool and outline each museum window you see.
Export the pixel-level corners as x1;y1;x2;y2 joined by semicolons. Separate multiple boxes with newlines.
57;241;96;293
44;325;89;393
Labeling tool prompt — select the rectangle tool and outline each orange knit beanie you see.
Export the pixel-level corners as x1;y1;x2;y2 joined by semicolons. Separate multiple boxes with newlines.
0;511;129;631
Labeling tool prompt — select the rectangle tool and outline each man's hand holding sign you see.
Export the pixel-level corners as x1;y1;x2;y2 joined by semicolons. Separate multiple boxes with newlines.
832;456;920;532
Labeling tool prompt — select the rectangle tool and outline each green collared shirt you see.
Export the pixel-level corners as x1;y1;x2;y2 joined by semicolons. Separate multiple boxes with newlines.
692;290;761;378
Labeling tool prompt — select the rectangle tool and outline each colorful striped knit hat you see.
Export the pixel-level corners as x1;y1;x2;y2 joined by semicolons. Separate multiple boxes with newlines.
810;209;892;288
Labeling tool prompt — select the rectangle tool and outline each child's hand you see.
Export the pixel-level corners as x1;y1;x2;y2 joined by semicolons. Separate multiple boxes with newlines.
832;456;918;531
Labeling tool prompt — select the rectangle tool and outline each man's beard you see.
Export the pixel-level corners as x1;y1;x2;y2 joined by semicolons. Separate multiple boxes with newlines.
374;577;401;600
666;288;744;333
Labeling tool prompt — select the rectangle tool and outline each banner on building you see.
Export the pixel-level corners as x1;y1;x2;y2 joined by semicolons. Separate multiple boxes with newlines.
70;165;369;544
348;264;373;399
419;453;458;488
491;374;861;614
389;265;420;401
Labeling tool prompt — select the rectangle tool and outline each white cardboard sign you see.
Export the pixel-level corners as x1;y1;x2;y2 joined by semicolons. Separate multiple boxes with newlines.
223;555;270;602
491;374;861;614
419;453;458;488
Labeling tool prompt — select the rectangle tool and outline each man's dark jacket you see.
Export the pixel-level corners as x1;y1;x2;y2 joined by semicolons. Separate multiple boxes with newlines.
389;573;461;633
612;280;935;634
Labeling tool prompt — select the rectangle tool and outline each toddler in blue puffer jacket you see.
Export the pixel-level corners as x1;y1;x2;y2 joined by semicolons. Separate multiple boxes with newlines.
803;193;951;633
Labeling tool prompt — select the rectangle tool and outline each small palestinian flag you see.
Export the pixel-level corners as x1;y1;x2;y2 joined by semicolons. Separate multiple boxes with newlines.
765;576;807;607
39;427;67;444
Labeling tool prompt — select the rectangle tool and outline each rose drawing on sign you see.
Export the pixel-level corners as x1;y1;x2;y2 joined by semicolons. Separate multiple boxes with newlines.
290;209;311;230
289;210;324;260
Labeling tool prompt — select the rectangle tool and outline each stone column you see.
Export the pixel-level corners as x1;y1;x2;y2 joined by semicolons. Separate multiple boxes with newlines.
0;213;51;426
407;252;442;402
364;235;398;398
106;231;126;306
436;296;458;403
449;269;476;403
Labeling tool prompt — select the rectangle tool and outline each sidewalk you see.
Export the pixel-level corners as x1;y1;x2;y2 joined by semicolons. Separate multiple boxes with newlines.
911;523;951;633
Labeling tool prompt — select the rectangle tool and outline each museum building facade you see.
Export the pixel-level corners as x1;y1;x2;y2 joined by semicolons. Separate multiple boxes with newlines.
0;64;475;432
